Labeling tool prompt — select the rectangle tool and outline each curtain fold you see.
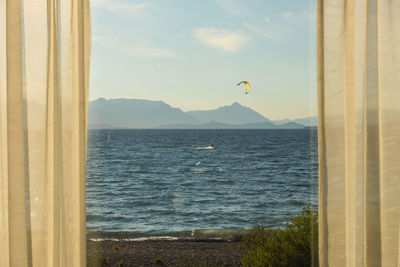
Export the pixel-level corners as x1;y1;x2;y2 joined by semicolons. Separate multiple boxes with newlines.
318;0;400;266
0;0;91;266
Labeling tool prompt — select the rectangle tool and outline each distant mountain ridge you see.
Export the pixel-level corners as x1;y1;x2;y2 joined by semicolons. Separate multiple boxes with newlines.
273;116;318;127
88;98;316;129
89;98;199;128
159;121;304;129
187;102;270;125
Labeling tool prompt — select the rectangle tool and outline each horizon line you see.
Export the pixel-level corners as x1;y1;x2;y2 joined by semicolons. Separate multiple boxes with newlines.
89;97;317;121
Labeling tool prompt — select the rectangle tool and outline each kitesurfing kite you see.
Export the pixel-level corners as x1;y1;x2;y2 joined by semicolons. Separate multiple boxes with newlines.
237;81;251;94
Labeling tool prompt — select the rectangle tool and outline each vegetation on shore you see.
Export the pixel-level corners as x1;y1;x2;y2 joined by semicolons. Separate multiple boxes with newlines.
87;207;318;266
240;207;318;267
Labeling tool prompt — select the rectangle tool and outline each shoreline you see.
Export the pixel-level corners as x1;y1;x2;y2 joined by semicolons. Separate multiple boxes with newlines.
88;236;229;242
87;228;252;241
87;238;245;266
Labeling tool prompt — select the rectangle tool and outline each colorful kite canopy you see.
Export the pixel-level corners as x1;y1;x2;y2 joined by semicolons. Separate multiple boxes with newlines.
237;81;251;94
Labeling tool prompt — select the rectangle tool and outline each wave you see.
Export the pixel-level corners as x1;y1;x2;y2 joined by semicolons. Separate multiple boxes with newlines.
193;169;208;174
86;214;104;221
194;146;214;150
87;228;252;241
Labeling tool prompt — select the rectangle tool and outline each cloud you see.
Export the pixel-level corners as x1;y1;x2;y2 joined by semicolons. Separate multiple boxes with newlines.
91;0;153;15
243;10;315;42
281;11;294;21
194;27;251;52
280;10;316;25
216;0;251;16
93;35;179;59
242;21;280;41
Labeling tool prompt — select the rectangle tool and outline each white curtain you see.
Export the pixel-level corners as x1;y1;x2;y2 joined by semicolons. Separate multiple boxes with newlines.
317;0;400;266
0;0;90;266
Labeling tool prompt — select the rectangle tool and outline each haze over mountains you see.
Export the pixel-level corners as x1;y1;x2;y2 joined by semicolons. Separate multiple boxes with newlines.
273;117;318;127
89;98;317;129
187;102;270;125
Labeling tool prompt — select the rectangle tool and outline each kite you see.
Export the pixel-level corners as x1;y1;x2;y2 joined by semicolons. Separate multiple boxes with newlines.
237;81;251;94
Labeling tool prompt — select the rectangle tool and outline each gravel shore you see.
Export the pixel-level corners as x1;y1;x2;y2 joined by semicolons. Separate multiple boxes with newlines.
87;238;245;267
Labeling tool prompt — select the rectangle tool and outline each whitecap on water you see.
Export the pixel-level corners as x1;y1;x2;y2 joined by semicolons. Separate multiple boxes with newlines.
193;169;207;174
194;146;214;150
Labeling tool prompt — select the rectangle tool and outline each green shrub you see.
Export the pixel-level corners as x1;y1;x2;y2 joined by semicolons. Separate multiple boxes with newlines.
240;207;318;267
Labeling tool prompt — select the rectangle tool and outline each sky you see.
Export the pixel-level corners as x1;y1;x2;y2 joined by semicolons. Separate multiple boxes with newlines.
90;0;317;120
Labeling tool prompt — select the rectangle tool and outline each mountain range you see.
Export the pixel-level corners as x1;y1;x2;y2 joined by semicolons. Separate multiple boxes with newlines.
273;117;318;127
88;98;317;129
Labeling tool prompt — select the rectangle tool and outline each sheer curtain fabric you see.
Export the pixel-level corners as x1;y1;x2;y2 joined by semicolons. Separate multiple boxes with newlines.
0;0;91;266
317;0;400;266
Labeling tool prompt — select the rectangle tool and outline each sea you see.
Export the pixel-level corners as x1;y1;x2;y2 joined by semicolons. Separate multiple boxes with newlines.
86;129;318;239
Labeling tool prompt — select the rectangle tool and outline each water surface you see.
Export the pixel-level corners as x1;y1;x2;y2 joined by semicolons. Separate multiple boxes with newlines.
86;129;318;237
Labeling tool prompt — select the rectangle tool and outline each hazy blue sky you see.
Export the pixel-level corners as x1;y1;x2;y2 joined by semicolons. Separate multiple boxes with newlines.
90;0;316;120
